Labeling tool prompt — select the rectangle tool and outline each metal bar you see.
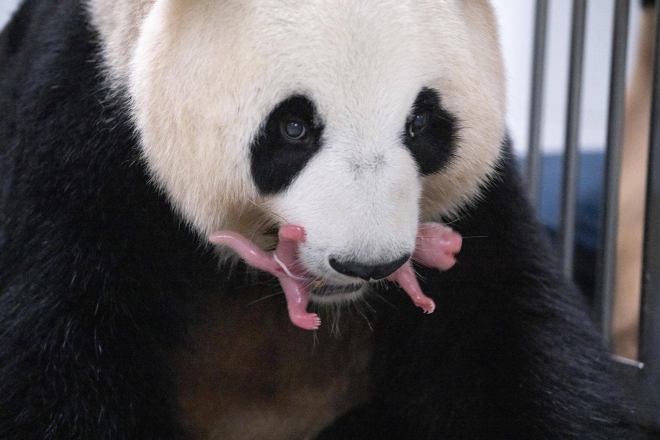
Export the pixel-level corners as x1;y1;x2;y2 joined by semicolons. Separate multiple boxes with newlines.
594;0;629;348
639;0;660;424
559;0;588;279
526;0;549;206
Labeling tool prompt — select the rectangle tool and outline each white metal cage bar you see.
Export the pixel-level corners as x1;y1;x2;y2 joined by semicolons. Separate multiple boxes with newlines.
526;0;549;206
639;0;660;421
595;0;630;348
525;0;660;422
559;0;588;279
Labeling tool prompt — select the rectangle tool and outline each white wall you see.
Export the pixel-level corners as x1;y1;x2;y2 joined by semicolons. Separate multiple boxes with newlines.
0;0;645;156
0;0;19;29
492;0;643;154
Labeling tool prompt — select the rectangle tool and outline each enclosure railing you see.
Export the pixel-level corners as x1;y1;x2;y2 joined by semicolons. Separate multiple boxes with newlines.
640;0;660;422
525;0;659;423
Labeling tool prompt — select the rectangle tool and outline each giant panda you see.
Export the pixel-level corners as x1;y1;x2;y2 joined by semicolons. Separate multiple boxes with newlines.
0;0;657;439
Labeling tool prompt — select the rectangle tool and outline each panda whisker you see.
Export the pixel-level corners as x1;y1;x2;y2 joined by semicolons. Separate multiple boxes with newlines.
233;197;279;240
245;196;288;225
299;278;317;292
372;279;388;291
356;301;375;332
292;264;317;282
247;291;283;306
330;304;342;336
442;214;467;226
362;313;374;332
411;265;426;283
371;288;397;310
365;299;377;316
248;217;275;240
357;290;377;315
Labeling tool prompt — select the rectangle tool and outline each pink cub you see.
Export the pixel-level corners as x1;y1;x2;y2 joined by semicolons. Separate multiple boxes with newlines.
209;223;462;330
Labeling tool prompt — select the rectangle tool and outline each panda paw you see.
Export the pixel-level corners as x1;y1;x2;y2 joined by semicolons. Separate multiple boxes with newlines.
414;297;436;314
291;312;322;330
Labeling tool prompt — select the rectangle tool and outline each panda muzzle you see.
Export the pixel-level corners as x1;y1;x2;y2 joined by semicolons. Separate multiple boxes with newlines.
208;223;462;330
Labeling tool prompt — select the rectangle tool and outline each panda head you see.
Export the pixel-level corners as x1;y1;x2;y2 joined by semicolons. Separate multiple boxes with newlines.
92;0;505;298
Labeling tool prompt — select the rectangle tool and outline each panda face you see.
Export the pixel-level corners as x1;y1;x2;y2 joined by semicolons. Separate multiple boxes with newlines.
261;89;458;286
98;0;506;293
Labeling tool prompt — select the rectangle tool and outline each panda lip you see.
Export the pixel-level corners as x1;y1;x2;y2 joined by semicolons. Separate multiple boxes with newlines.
309;282;364;296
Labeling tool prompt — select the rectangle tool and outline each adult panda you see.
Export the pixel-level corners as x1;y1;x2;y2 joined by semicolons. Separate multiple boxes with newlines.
0;0;656;439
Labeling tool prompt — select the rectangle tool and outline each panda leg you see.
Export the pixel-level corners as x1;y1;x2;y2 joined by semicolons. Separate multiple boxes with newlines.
387;262;436;314
208;231;281;274
279;276;321;330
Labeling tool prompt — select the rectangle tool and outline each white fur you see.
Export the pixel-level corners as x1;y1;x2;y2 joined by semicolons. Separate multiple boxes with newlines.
89;0;506;287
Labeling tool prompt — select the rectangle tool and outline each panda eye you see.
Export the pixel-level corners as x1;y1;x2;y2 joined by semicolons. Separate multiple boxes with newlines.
408;111;430;137
281;118;309;141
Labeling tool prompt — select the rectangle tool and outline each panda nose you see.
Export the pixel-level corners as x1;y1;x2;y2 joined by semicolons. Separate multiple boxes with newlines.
328;254;410;281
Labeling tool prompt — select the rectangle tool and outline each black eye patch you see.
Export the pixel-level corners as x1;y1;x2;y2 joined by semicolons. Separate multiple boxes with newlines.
250;95;324;194
403;88;458;175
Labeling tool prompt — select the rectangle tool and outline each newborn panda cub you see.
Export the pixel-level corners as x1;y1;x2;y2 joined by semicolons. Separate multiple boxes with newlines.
0;0;656;439
209;222;462;329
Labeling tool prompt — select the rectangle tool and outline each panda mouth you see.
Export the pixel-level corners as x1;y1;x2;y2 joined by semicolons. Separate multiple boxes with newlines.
208;223;461;331
309;281;364;297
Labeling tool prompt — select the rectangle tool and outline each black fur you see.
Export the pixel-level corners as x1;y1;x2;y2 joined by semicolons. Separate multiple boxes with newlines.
0;1;220;438
251;95;324;194
403;88;457;175
0;1;657;439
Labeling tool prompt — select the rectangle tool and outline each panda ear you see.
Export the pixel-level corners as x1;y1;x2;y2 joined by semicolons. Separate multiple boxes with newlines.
250;95;325;194
403;88;459;176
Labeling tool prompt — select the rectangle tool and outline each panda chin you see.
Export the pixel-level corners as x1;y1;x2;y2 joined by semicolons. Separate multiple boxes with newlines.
308;282;367;305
